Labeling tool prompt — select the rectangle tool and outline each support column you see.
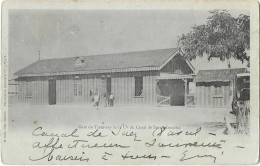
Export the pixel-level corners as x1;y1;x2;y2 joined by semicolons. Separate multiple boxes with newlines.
155;79;160;105
184;79;187;106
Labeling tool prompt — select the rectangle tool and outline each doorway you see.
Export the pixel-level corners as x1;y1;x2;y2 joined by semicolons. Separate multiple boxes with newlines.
48;80;56;105
106;77;111;93
157;79;185;106
169;80;185;106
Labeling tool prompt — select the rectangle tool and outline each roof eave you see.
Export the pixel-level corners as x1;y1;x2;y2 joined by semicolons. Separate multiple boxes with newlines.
179;49;196;73
16;66;160;77
158;48;195;74
158;48;179;70
194;79;232;83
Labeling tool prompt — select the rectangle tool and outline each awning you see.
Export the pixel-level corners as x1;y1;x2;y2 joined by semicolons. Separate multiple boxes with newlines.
156;73;195;80
194;68;247;82
236;73;250;77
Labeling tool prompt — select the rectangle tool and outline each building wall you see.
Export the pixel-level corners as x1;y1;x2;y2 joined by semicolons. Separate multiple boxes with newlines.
56;75;103;104
8;80;19;105
17;71;158;105
111;72;157;105
195;82;231;107
17;77;49;104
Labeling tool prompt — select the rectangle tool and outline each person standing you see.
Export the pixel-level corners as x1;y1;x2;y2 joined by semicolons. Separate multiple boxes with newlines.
103;90;109;107
90;90;94;102
109;92;114;107
93;89;100;110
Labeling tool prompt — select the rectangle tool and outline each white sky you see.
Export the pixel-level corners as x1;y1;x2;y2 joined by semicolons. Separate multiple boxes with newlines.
9;10;248;78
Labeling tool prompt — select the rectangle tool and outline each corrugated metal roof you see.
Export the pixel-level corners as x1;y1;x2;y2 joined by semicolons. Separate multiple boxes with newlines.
156;73;195;80
194;68;247;82
15;48;179;76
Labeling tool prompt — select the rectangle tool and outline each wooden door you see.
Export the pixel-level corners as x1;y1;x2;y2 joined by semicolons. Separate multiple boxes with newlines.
48;80;56;105
212;86;224;107
101;77;111;93
107;78;111;93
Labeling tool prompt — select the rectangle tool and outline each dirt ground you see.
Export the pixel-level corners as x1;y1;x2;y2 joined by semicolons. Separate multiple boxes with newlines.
7;104;235;134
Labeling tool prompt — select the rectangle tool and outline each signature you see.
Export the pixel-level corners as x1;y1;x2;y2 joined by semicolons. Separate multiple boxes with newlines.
180;150;217;163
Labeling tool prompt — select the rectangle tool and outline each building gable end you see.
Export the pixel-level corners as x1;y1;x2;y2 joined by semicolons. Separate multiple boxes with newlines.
159;50;195;74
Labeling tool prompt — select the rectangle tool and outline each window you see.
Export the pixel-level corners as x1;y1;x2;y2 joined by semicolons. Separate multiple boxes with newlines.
74;57;85;70
73;79;83;96
78;82;82;96
25;81;32;98
214;86;223;96
73;82;77;96
75;57;84;65
135;76;143;97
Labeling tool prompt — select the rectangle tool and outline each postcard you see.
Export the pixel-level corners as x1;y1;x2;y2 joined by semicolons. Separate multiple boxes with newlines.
1;0;259;164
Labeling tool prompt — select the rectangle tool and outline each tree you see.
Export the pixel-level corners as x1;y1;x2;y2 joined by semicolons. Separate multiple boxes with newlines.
178;10;250;68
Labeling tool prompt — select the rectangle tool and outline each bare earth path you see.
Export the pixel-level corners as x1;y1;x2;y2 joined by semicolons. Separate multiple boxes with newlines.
8;104;235;133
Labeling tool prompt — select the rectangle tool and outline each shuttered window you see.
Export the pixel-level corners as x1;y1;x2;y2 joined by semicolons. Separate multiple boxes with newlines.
134;76;143;96
214;86;223;96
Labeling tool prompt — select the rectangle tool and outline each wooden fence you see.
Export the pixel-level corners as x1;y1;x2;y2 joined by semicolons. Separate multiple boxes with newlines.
186;94;195;106
157;95;170;106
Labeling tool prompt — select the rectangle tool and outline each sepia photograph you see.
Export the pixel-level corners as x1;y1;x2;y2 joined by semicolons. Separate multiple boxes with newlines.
1;0;259;165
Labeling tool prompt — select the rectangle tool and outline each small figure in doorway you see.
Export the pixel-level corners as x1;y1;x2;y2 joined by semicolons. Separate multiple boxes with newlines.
90;90;94;102
109;92;114;107
103;90;109;107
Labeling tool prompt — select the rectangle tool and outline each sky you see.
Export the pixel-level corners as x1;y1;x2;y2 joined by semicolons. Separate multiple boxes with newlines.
8;10;249;78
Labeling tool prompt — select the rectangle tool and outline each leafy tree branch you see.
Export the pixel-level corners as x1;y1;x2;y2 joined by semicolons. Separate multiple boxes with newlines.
178;10;250;67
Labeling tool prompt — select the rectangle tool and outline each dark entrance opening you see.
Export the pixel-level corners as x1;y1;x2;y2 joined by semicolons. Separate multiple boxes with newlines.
106;77;111;93
48;80;56;105
169;80;185;106
157;79;185;106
